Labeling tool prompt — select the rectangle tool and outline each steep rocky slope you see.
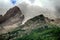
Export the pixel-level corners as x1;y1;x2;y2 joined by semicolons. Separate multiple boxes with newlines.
0;6;24;34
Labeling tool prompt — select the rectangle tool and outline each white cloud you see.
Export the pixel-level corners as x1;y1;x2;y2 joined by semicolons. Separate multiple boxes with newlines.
0;0;58;15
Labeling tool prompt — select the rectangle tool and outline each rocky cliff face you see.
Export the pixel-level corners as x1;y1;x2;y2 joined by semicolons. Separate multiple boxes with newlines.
0;6;24;34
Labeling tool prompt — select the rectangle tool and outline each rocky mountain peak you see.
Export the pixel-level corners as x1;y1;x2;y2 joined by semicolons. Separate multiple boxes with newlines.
0;6;24;34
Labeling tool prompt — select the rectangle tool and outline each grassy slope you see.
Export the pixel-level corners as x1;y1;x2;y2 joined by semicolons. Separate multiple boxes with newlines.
17;24;60;40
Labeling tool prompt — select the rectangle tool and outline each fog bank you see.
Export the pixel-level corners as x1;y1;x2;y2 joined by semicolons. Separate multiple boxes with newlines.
17;2;56;24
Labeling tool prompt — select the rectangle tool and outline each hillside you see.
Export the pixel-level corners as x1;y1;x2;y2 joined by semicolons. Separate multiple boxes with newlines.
0;14;60;40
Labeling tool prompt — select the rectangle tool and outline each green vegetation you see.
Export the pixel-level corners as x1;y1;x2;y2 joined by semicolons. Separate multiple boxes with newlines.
15;24;60;40
31;14;45;21
0;24;60;40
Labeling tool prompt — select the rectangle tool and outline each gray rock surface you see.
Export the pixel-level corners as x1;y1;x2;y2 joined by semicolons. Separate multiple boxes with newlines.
0;6;24;34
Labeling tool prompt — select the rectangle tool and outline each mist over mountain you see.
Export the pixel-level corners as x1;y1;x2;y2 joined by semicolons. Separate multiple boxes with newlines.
0;0;60;30
0;0;60;40
0;0;60;33
17;2;56;24
0;1;59;34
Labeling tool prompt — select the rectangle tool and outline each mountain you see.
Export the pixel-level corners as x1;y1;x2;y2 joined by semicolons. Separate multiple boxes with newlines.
0;14;60;40
0;6;24;34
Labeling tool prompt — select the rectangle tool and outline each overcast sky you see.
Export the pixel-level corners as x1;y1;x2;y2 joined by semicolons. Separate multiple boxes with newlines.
0;0;59;15
0;0;55;8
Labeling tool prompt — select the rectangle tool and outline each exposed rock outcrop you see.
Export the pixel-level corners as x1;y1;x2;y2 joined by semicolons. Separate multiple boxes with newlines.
0;6;24;24
0;6;24;34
